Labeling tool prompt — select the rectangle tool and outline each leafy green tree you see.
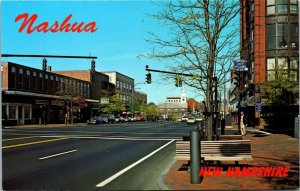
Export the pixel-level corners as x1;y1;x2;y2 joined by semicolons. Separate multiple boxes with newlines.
261;63;297;106
128;99;141;115
100;93;126;115
146;102;159;118
260;62;298;129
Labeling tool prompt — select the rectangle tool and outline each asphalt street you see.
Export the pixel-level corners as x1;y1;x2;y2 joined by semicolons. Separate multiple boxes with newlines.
2;121;195;190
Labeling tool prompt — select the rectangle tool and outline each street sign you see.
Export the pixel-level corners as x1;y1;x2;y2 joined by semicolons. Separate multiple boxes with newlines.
100;97;109;104
35;100;49;105
255;103;262;112
233;59;247;71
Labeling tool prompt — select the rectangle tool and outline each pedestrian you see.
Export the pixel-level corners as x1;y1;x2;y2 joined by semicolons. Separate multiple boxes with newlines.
240;111;247;135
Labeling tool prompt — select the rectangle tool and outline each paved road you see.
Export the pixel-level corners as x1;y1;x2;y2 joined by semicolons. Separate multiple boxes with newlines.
2;122;194;190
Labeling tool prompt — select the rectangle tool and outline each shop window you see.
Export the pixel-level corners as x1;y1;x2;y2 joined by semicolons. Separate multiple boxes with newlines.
24;106;31;119
2;105;7;120
9;105;17;120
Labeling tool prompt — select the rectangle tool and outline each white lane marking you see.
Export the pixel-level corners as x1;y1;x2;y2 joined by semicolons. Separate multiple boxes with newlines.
38;150;77;160
96;140;175;187
40;135;181;141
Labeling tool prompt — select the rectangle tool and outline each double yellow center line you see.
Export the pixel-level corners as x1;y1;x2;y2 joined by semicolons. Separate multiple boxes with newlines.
2;137;67;149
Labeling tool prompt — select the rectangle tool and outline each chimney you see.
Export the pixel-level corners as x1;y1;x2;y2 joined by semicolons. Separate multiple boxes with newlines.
48;66;52;72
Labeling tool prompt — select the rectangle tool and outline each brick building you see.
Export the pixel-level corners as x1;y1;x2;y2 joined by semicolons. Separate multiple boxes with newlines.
1;62;95;125
235;0;299;128
187;98;203;113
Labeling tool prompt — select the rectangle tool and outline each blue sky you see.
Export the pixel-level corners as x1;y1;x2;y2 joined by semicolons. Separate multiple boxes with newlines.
1;1;206;104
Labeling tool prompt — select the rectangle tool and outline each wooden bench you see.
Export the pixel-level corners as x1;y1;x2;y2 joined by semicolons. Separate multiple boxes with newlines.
217;135;244;140
175;140;253;165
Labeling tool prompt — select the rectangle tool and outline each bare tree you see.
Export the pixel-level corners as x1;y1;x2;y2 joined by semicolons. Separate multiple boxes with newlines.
144;0;240;140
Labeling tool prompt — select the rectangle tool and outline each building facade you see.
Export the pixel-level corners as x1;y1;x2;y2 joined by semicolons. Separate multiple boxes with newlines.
236;0;299;128
157;89;188;119
1;62;95;125
102;72;135;104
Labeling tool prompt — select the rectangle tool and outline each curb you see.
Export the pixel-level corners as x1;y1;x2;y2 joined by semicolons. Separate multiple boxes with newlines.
157;159;176;190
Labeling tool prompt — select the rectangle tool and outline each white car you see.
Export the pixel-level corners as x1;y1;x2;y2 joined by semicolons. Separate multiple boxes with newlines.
181;115;189;122
195;116;204;122
187;117;196;124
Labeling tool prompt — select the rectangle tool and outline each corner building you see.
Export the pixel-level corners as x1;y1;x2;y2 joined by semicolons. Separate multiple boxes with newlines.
239;0;299;129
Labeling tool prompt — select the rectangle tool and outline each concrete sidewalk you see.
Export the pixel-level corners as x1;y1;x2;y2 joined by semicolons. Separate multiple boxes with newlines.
164;130;299;190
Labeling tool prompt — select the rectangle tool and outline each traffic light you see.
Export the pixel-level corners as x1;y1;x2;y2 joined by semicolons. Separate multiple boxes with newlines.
175;77;179;87
175;76;183;87
233;71;240;88
146;72;151;84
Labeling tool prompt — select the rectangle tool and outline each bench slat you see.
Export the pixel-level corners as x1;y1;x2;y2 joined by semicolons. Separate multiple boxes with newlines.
175;140;253;162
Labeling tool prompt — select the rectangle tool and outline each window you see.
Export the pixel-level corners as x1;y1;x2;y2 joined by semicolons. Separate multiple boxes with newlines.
11;66;16;73
290;57;299;81
290;23;298;48
32;72;37;90
24;106;31;119
44;74;48;91
25;70;30;90
290;0;298;13
267;24;276;49
267;57;299;82
17;68;24;88
267;0;276;14
267;0;297;14
267;23;297;49
38;73;43;91
267;58;276;81
277;24;288;48
9;105;17;119
277;0;288;13
2;105;7;120
10;67;16;88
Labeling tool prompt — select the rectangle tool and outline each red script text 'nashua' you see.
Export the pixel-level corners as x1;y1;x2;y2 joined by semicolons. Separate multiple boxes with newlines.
15;13;98;34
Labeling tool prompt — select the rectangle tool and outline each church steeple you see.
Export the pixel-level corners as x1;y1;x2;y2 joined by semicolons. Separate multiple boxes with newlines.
181;87;186;103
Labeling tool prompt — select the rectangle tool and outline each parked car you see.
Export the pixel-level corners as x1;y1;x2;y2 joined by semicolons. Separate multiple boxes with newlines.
127;116;136;122
87;116;108;124
195;116;204;122
187;116;196;124
107;114;116;123
115;116;126;123
181;115;189;122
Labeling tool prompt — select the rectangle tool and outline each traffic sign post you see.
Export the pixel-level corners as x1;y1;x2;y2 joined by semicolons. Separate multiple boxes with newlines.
233;59;247;72
255;103;262;112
